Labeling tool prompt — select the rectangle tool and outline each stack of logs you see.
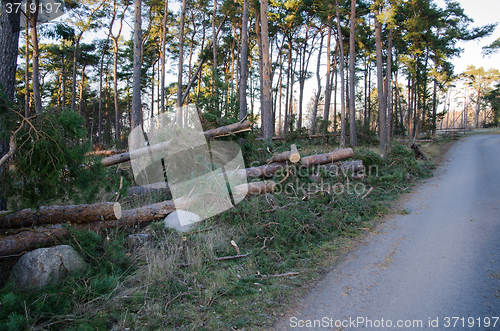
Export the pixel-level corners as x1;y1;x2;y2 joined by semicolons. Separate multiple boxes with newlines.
0;121;363;257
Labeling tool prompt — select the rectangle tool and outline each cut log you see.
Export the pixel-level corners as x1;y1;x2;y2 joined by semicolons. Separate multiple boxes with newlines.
0;225;70;258
245;162;286;178
203;120;251;138
101;120;251;167
318;160;364;174
266;144;300;164
0;202;122;229
300;148;354;167
232;181;276;196
0;197;195;257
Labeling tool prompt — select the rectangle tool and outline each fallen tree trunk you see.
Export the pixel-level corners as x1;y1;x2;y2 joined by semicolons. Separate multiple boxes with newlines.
0;225;70;258
0;198;194;257
300;148;354;167
0;202;122;229
266;144;300;164
101;120;251;167
203;120;252;138
232;181;276;196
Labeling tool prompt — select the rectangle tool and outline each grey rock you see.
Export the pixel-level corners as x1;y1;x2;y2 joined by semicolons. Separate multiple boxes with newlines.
10;245;87;289
163;210;201;232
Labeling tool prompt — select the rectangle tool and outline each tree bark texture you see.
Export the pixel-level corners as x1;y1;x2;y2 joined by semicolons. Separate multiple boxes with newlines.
266;144;300;163
349;0;357;146
131;0;143;130
260;0;273;139
0;203;122;229
301;148;354;167
239;0;249;120
101;120;251;167
336;1;346;148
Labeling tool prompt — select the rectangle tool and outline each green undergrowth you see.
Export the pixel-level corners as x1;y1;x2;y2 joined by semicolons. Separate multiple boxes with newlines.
0;141;438;330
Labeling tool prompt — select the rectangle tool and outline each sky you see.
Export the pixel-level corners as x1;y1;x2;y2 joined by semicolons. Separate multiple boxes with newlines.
436;0;500;74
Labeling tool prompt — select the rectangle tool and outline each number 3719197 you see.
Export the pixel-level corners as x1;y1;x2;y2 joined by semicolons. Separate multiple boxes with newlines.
5;2;62;14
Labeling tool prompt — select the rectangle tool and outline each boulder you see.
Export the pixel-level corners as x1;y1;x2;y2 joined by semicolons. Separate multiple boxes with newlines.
9;245;87;289
163;210;201;232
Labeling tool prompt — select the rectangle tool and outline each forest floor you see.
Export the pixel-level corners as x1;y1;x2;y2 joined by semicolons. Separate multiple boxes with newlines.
0;130;483;331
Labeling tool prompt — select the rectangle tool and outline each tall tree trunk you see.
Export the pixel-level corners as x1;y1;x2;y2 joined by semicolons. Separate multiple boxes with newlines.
113;37;120;142
160;0;168;115
98;35;111;145
111;0;128;142
0;0;21;102
78;65;87;117
176;0;187;125
367;58;371;130
333;54;338;131
348;0;357;146
432;75;438;135
336;1;346;148
310;31;323;135
363;58;368;130
284;36;292;134
374;8;387;151
239;0;249;120
71;33;82;113
131;0;143;130
323;25;332;134
25;20;30;117
0;0;22;211
211;0;218;116
385;26;393;144
30;0;42;115
297;22;312;131
62;47;67;108
395;71;405;136
260;0;273;139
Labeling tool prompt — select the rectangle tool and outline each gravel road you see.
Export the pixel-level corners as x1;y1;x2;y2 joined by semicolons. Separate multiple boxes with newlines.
274;132;500;330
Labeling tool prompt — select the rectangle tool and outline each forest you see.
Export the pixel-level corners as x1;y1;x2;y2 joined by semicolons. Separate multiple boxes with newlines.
1;0;500;329
0;0;499;211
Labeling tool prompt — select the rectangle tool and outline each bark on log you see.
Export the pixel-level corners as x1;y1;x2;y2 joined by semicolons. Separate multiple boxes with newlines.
300;148;354;167
203;120;251;138
266;144;300;163
0;202;122;229
245;162;286;178
0;225;70;258
101;120;251;167
232;181;276;196
318;160;363;174
0;197;194;257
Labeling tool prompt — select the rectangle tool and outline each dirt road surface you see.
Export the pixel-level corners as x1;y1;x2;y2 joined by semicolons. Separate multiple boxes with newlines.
274;133;500;330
